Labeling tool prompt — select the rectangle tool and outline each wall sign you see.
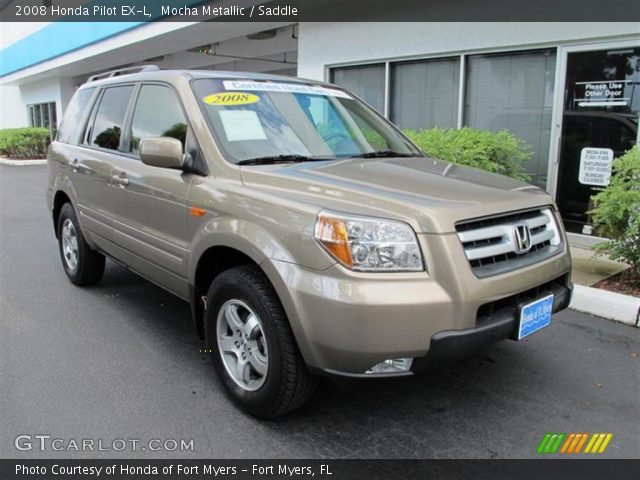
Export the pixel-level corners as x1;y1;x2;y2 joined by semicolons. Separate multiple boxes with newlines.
574;80;631;108
578;147;614;186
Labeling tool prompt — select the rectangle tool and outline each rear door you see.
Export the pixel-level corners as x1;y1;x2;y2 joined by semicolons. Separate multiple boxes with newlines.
103;82;194;299
75;84;136;247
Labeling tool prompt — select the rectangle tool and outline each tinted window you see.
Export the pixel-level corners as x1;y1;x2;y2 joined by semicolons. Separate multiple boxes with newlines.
130;85;187;155
89;86;134;150
58;90;94;144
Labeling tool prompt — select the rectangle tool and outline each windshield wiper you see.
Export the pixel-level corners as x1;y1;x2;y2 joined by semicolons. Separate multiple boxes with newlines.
349;150;421;159
236;155;318;166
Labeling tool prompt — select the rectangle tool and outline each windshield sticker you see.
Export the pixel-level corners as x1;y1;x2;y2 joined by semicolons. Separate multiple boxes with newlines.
222;80;351;99
218;110;267;142
203;92;260;106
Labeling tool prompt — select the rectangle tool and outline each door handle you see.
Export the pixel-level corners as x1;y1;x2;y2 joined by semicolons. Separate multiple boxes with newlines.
71;158;79;173
112;172;129;188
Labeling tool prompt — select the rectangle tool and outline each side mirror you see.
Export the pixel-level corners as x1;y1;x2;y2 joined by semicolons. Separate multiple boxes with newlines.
139;137;184;169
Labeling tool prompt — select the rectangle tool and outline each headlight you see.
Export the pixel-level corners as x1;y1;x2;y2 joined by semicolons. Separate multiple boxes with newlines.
314;211;424;272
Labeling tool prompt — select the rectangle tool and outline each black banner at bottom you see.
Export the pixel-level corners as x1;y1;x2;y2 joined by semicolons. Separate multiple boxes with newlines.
1;459;639;480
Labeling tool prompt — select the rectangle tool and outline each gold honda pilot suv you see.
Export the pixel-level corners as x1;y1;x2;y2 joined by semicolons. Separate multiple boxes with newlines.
47;67;572;418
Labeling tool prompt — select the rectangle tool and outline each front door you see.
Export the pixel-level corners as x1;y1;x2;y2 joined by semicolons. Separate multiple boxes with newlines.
555;46;640;235
105;83;193;299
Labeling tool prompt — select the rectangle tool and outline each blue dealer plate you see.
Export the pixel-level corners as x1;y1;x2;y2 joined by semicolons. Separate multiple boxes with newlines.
517;294;554;340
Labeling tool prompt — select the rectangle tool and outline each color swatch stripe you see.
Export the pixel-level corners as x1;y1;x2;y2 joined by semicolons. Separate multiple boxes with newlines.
574;433;589;453
584;433;599;453
560;434;575;453
550;434;565;453
597;434;613;453
537;433;552;454
590;434;606;453
540;433;613;454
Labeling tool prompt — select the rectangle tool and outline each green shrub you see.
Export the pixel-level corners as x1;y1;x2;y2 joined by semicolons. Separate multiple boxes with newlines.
591;146;640;275
0;127;50;159
403;127;531;181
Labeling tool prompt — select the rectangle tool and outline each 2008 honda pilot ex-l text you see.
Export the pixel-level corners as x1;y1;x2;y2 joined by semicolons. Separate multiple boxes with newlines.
47;67;572;418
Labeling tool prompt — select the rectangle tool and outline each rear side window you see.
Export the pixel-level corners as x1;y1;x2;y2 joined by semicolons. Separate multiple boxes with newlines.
57;88;95;144
89;85;134;150
129;84;187;156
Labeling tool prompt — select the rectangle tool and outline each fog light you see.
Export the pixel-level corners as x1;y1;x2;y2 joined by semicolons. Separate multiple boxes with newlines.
365;358;413;375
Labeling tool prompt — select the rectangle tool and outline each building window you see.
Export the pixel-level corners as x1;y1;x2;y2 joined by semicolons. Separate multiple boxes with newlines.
27;102;57;138
464;49;556;188
331;64;385;114
391;57;460;129
330;48;557;189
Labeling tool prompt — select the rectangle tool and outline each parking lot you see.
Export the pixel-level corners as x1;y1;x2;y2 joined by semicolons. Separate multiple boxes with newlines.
1;164;638;459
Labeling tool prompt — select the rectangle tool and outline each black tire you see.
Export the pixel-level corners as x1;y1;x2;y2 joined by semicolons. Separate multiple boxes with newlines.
204;265;317;418
57;202;105;286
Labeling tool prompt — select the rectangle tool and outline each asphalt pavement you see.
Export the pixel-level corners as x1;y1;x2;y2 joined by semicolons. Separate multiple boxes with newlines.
1;164;638;459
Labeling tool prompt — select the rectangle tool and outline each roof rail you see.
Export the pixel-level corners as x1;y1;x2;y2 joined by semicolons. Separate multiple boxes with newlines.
87;65;160;83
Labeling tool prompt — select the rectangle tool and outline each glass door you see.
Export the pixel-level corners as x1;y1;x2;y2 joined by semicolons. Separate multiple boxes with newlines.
555;46;639;235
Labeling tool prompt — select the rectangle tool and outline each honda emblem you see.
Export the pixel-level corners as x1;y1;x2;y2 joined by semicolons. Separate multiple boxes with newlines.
513;225;532;253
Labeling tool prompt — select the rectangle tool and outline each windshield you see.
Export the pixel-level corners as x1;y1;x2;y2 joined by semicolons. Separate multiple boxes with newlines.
191;78;423;164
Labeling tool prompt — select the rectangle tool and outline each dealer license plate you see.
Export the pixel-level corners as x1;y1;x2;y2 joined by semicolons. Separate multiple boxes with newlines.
517;294;554;340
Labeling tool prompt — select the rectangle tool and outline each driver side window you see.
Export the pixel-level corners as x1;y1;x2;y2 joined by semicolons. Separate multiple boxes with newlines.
129;85;188;156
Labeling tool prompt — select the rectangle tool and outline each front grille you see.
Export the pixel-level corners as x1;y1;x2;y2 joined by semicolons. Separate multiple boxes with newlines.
456;207;563;278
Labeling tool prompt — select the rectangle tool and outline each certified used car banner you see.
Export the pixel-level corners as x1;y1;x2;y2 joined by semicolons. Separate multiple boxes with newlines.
1;0;638;22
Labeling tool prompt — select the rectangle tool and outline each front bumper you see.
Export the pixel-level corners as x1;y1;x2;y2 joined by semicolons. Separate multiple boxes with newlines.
262;232;572;376
411;279;572;373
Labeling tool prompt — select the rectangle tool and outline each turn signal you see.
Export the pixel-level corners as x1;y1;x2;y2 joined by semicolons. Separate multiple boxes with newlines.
190;206;206;217
314;214;354;268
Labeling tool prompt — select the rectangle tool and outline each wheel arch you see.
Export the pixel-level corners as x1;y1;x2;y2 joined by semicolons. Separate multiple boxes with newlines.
52;190;72;238
190;240;271;340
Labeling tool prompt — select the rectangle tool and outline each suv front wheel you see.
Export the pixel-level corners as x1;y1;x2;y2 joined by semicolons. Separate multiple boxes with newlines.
204;265;316;418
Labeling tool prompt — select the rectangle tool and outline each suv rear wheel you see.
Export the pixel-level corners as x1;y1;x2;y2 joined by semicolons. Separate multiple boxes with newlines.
57;202;105;286
204;265;316;418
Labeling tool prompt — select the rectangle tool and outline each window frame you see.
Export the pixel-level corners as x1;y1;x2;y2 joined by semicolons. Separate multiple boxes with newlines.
328;47;559;131
388;55;462;130
329;63;386;115
82;83;137;154
26;101;57;138
122;81;191;161
75;80;207;175
56;87;97;145
329;47;560;191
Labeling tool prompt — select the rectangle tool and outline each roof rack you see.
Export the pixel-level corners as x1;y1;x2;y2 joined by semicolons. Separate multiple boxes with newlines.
87;65;160;83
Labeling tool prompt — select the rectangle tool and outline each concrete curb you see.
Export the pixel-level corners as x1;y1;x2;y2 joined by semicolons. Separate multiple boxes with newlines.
570;284;640;326
0;157;47;166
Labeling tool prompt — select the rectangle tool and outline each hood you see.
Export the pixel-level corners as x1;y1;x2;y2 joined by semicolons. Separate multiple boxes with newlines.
239;156;552;233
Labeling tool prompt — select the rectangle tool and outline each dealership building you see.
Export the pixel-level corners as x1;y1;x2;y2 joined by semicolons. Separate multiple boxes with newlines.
0;15;638;244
